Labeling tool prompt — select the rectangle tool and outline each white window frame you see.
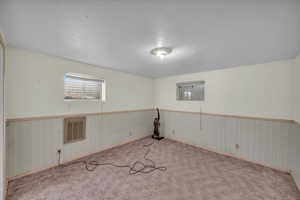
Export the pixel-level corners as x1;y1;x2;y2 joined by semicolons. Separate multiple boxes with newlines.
64;73;106;102
176;81;205;101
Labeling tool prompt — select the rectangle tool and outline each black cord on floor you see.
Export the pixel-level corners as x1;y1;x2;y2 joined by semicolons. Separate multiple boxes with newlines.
61;138;167;175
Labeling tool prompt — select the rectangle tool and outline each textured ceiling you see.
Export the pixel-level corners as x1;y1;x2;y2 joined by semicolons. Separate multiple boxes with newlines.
0;0;300;77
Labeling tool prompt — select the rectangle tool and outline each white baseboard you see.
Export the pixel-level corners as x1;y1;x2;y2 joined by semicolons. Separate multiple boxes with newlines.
291;171;300;192
167;137;290;174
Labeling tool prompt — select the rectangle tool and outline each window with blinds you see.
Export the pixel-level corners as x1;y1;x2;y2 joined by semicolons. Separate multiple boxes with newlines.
64;73;104;100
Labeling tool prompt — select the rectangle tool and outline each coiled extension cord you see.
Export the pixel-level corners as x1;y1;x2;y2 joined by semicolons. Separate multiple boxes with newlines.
62;138;167;175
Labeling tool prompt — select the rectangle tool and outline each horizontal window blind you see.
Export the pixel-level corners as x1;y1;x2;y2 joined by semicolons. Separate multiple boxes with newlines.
64;74;103;100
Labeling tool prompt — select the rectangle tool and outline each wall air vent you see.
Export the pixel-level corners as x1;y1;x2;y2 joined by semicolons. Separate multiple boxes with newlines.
64;117;86;144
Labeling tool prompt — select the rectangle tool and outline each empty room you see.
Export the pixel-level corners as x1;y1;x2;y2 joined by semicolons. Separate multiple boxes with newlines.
0;0;300;199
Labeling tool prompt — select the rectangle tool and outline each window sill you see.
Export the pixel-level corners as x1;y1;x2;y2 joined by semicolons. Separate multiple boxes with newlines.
64;99;105;102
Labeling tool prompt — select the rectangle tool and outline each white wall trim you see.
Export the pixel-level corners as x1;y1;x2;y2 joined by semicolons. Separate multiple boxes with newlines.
160;108;294;123
6;108;154;122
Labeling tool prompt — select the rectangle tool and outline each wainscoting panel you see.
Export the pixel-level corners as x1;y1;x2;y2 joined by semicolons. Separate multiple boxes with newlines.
6;110;154;178
160;110;291;171
7;109;300;184
289;122;300;188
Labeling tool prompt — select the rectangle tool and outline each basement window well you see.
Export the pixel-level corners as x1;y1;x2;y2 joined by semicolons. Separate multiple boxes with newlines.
176;81;205;101
64;73;105;101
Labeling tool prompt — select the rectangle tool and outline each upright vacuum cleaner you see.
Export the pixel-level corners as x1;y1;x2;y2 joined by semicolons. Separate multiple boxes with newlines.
152;108;164;140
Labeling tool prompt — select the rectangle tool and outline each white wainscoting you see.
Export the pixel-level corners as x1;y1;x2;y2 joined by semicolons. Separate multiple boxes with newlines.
160;110;292;171
6;110;153;179
7;109;300;188
289;123;300;188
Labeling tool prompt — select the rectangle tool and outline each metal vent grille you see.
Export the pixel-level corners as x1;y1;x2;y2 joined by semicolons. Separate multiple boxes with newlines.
64;117;86;144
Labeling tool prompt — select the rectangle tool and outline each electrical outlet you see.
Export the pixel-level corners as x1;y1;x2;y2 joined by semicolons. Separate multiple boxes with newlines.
172;130;175;135
235;144;240;150
57;149;62;165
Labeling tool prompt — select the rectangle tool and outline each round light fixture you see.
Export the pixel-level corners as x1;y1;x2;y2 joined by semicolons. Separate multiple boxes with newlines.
150;47;172;59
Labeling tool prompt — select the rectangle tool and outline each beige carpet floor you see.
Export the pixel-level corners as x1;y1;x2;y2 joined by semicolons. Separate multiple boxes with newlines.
7;137;300;200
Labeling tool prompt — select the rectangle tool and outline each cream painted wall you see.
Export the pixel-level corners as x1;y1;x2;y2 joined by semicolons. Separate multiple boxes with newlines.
6;47;295;121
5;47;154;119
293;55;300;124
154;60;293;120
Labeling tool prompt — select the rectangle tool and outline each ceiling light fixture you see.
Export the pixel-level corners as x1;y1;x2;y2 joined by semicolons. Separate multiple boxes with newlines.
150;47;172;59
